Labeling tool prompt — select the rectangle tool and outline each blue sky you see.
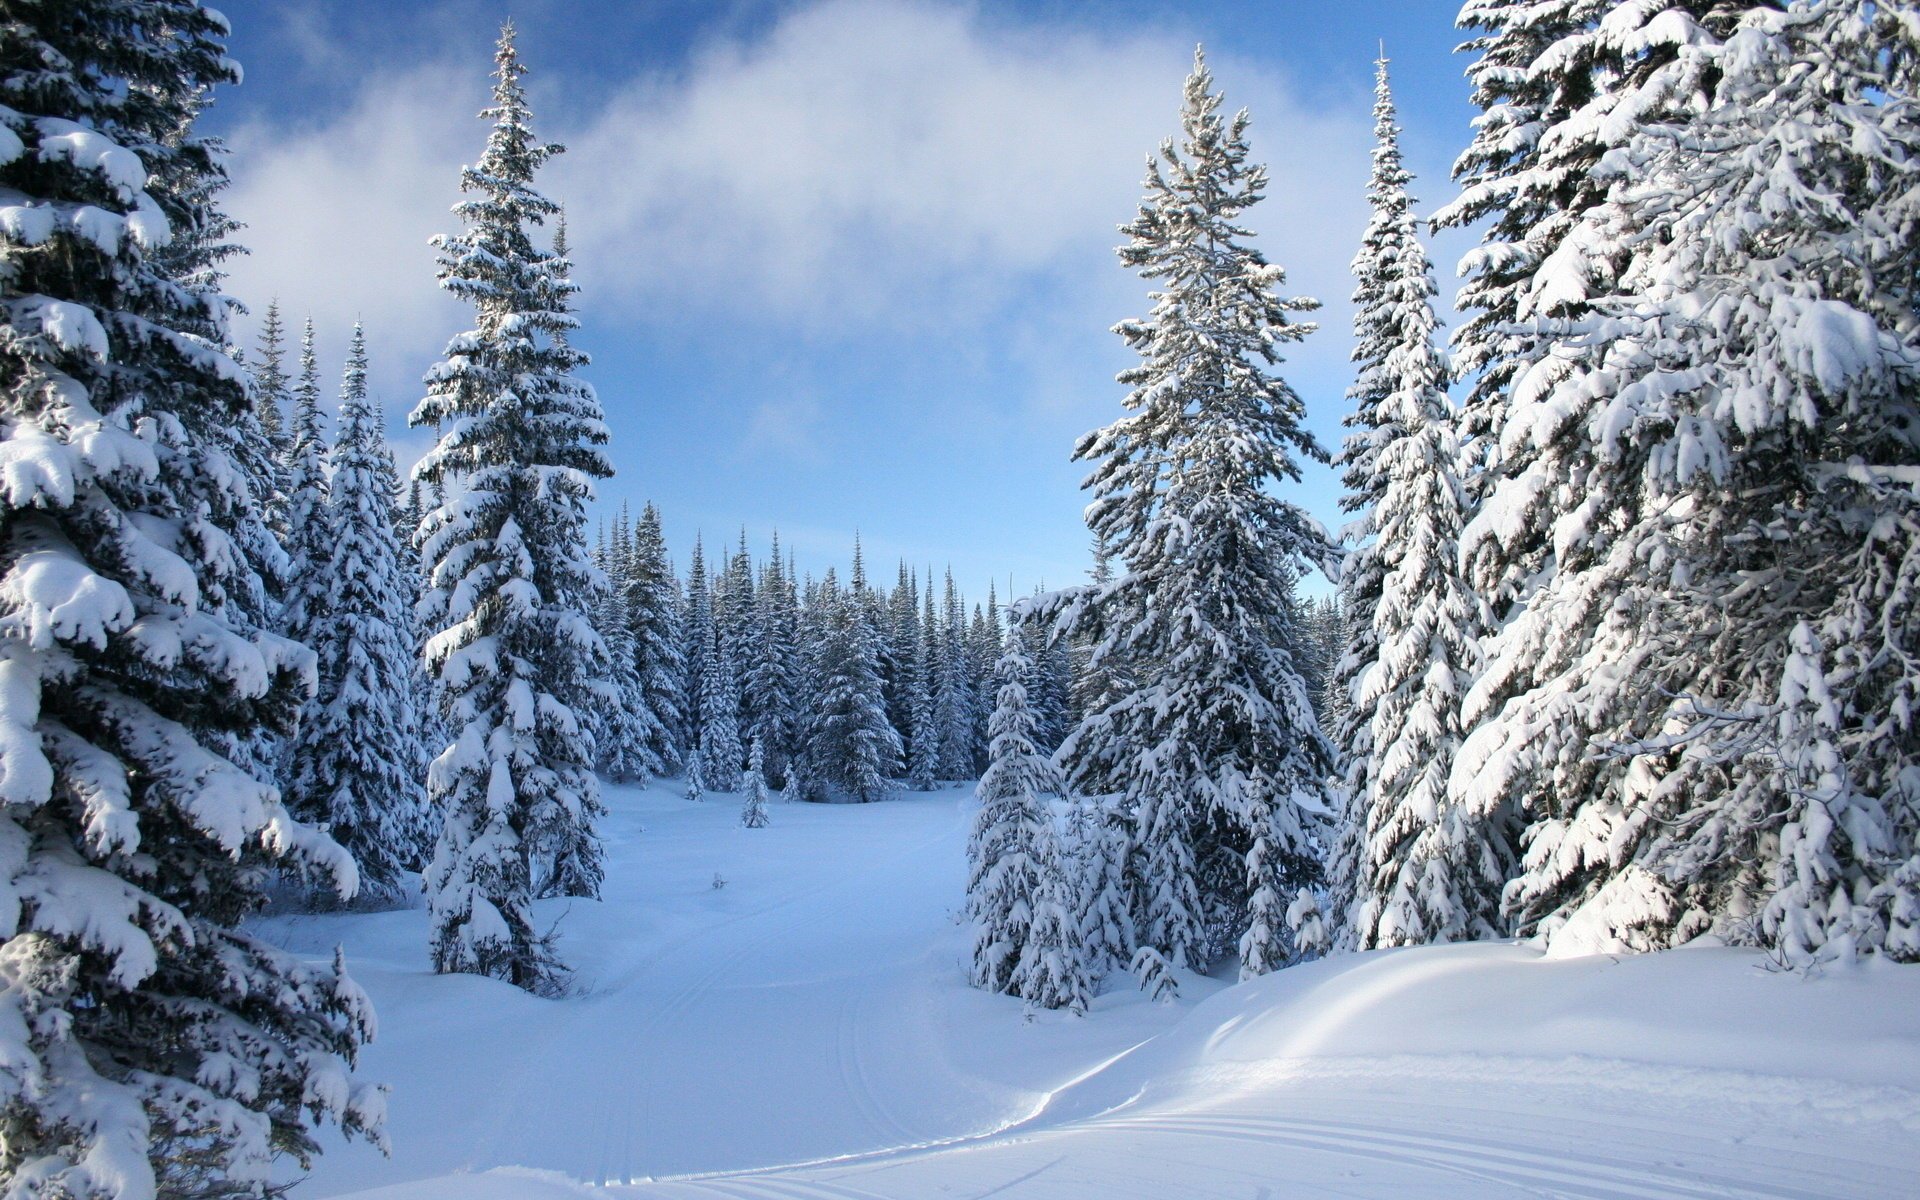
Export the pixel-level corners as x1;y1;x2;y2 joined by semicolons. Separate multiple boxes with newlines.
204;0;1479;601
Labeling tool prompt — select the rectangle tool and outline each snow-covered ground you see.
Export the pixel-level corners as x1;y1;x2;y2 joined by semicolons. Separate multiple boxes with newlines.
258;782;1920;1200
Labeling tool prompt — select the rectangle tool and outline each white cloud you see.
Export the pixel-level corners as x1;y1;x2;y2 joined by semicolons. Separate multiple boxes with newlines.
217;0;1377;480
222;61;482;440
552;0;1372;336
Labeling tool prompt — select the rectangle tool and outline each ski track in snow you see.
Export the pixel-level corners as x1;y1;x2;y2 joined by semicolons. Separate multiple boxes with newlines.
268;782;1920;1200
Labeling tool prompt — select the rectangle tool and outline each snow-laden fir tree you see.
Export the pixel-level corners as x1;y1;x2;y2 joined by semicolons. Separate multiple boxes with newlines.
1050;49;1338;986
145;81;293;800
697;620;744;792
741;736;772;829
884;560;920;741
967;634;1086;1010
593;514;663;784
252;299;290;454
906;581;940;791
247;299;291;533
0;3;384;1195
1436;0;1740;605
1330;56;1497;951
967;585;1003;774
627;502;686;773
1018;824;1092;1014
412;24;612;990
681;534;712;765
745;534;799;787
278;316;330;655
1019;603;1073;754
934;569;975;780
1450;0;1920;962
1067;793;1137;980
798;569;900;802
284;326;429;906
717;529;757;759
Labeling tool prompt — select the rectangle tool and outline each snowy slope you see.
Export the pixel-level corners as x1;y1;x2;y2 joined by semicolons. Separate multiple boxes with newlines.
258;781;1920;1200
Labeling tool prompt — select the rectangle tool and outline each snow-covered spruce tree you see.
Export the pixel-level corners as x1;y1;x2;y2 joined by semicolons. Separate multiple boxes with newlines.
1438;0;1743;604
745;534;798;787
1063;537;1134;799
906;583;940;791
967;585;1002;774
884;560;920;741
145;82;292;799
1068;792;1137;980
697;620;743;792
395;468;443;866
277;316;329;657
627;502;686;773
1052;48;1338;986
252;298;290;454
681;534;712;763
0;3;384;1195
594;516;664;784
283;326;428;906
717;529;757;760
412;24;612;989
967;635;1086;1010
1452;0;1920;961
934;569;975;780
1019;602;1072;755
741;736;771;829
800;569;901;802
1329;56;1496;951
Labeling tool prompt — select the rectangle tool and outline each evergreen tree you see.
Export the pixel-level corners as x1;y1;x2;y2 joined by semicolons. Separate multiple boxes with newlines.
934;569;975;780
718;528;756;760
0;4;382;1194
1019;600;1072;755
1053;49;1337;986
884;560;921;742
681;534;712;762
745;534;798;787
1065;537;1133;798
698;620;744;792
1068;794;1137;979
906;579;940;791
967;635;1083;1009
252;298;291;455
146;82;291;800
396;471;444;865
285;325;429;906
800;569;901;802
1437;0;1742;606
741;736;772;829
1451;0;1920;962
279;316;330;653
628;503;686;773
593;512;664;784
1331;56;1496;950
412;24;613;990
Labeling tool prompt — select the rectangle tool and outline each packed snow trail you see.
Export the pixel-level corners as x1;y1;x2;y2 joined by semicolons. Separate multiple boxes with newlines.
260;783;1195;1195
258;782;1920;1200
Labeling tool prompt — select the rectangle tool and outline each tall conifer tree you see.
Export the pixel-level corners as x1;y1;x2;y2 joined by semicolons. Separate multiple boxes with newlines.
1449;0;1920;961
967;635;1087;1011
0;4;381;1193
412;24;613;989
1331;56;1496;950
286;326;429;905
1053;49;1337;985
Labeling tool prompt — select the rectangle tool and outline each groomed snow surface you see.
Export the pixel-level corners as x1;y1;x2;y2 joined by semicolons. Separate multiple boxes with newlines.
256;783;1920;1200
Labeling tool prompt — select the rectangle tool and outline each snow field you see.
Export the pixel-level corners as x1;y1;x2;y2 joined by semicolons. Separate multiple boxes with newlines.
256;779;1920;1199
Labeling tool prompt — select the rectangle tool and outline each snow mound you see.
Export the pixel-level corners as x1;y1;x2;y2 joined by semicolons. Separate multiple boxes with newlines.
272;785;1919;1200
